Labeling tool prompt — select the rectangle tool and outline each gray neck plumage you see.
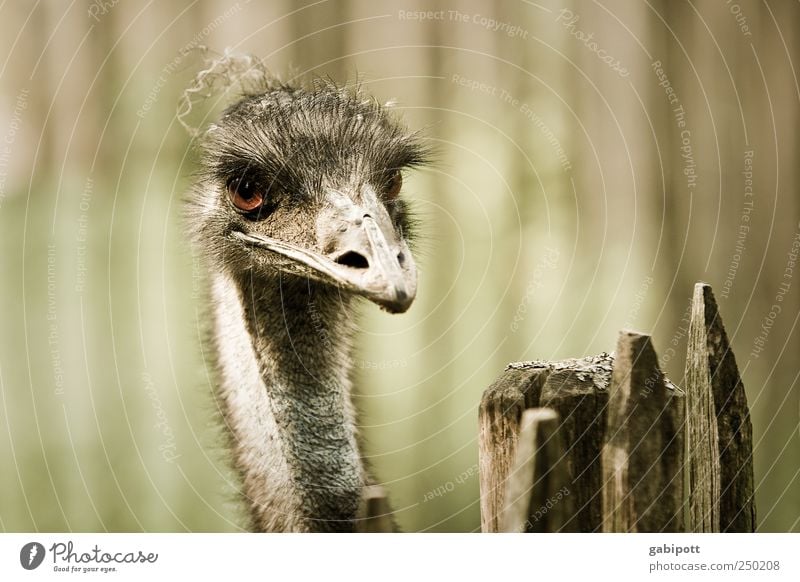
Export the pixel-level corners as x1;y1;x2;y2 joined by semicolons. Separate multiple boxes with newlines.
208;269;364;532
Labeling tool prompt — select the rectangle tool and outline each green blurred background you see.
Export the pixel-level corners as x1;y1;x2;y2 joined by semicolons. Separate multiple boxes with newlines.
1;0;798;532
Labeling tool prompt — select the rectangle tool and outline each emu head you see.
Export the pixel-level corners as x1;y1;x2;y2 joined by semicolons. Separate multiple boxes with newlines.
188;81;427;313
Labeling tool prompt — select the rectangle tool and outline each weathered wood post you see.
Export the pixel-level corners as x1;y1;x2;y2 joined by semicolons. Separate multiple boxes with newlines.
478;366;546;532
685;283;755;532
478;281;755;534
500;408;575;532
537;356;613;531
601;330;685;532
479;355;614;532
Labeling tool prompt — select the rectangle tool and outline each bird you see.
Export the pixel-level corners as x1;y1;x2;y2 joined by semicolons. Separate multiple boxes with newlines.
183;55;428;532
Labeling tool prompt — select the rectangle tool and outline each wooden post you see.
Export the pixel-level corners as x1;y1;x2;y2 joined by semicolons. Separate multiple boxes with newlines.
537;354;613;532
478;366;548;532
479;355;613;532
500;408;575;532
686;283;755;532
602;331;685;532
356;485;393;532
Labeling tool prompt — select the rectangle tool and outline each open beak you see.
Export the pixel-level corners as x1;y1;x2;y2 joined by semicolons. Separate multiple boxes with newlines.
232;188;417;313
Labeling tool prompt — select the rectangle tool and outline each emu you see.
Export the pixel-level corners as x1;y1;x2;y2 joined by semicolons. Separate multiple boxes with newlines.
184;57;427;532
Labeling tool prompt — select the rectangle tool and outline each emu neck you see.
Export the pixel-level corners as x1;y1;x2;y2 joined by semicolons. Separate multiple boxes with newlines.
210;270;363;532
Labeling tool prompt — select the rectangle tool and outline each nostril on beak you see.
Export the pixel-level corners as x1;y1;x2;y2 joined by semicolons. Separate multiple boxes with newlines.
335;251;370;269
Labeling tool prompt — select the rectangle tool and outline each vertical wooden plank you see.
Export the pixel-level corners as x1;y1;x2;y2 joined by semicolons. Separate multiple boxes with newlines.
686;284;721;532
500;408;574;533
356;485;393;533
686;282;755;532
602;331;685;532
538;355;613;532
478;365;551;532
480;357;611;532
478;369;527;533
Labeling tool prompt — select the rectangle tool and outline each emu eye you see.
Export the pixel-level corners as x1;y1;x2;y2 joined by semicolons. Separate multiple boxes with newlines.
227;178;264;213
385;170;402;199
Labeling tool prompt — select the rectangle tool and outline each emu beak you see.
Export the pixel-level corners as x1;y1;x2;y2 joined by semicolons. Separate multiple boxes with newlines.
233;188;417;313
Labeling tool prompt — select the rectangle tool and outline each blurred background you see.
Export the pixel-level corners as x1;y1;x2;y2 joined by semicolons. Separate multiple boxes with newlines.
0;0;798;532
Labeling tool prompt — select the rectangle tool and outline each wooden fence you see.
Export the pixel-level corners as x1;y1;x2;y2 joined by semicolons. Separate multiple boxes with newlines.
357;282;755;533
478;282;755;533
